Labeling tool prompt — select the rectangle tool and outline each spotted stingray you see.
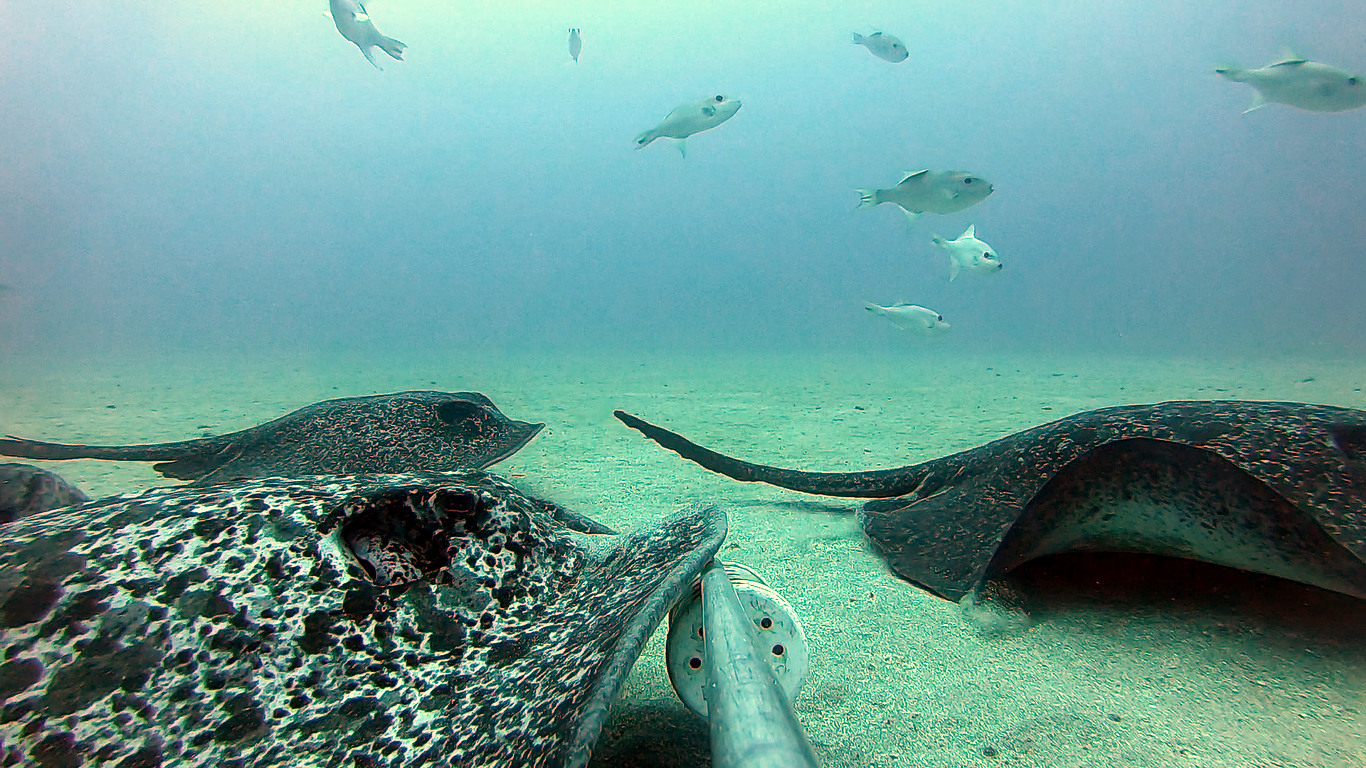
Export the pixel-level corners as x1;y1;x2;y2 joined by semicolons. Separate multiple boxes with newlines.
0;391;543;483
0;472;726;767
615;401;1366;603
0;463;88;524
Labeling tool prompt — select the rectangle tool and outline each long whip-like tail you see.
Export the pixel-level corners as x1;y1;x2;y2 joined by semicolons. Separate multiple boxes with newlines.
613;410;925;498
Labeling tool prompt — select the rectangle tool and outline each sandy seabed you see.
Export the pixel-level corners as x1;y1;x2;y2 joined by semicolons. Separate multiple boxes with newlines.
3;347;1364;767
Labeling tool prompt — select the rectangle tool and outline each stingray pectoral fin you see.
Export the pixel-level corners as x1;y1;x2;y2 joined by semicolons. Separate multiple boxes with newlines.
612;410;923;498
537;498;617;535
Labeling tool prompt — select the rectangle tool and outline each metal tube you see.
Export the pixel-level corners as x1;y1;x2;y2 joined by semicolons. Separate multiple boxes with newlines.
702;563;821;768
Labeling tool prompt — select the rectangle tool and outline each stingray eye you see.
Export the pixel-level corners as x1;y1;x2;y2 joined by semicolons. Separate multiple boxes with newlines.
714;95;724;102
436;400;483;425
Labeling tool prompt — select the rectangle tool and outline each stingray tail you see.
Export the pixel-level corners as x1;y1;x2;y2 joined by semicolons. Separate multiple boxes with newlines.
613;411;925;498
0;435;213;462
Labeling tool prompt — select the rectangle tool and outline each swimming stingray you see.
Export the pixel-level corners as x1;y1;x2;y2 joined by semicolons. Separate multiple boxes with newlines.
0;391;543;484
0;471;725;767
614;401;1366;602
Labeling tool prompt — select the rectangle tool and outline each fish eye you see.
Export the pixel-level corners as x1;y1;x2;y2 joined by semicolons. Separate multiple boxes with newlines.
963;178;974;184
936;315;944;321
715;95;724;102
1350;77;1359;86
983;252;992;258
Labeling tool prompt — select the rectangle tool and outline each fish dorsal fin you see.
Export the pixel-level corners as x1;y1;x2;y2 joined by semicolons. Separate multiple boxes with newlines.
962;224;975;238
869;32;883;39
1268;58;1308;68
898;169;929;185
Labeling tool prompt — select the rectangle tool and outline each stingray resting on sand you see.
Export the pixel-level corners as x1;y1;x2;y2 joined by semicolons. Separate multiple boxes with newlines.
0;463;89;524
0;392;543;484
0;472;725;768
615;401;1366;603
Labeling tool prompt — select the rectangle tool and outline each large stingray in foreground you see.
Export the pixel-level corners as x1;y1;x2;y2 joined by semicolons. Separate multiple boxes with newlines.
0;391;543;483
0;472;725;767
615;401;1366;602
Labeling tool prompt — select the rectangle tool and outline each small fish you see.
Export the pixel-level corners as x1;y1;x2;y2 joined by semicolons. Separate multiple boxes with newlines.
857;170;993;227
328;0;406;70
569;28;582;63
635;95;742;157
932;225;1004;281
853;31;908;63
1217;56;1366;113
864;302;950;334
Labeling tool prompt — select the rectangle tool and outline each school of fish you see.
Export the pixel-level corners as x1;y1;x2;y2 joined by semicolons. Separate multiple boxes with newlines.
321;13;1362;341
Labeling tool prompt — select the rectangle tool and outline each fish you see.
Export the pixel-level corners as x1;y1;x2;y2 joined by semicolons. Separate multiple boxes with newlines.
613;401;1366;607
328;0;406;70
569;28;582;63
0;391;543;484
0;471;727;767
0;464;87;525
853;31;908;63
1216;56;1366;113
634;95;742;158
864;302;950;334
857;169;994;227
932;225;1004;281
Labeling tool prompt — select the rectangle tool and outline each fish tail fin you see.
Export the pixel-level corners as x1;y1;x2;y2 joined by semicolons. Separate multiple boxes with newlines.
930;234;945;247
863;302;884;316
634;129;658;150
852;33;864;44
856;189;879;208
1214;64;1246;82
902;208;922;232
377;35;407;61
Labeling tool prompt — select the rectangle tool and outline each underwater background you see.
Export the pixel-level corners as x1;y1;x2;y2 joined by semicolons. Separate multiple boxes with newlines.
2;0;1365;359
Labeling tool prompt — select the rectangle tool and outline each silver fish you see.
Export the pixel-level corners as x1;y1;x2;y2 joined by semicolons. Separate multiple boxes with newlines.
329;0;406;70
853;31;908;63
857;169;994;226
864;302;950;334
1217;56;1366;113
932;225;1004;281
634;94;742;157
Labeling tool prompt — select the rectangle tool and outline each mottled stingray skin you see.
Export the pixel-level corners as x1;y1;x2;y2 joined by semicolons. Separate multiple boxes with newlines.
0;472;725;767
615;401;1366;602
0;463;88;524
0;391;544;483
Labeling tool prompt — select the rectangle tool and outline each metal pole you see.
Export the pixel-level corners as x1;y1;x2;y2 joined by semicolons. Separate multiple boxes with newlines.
702;563;821;768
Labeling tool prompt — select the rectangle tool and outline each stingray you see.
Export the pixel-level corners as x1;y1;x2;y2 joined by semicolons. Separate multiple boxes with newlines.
614;401;1366;603
0;463;88;524
0;471;725;767
0;391;543;484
